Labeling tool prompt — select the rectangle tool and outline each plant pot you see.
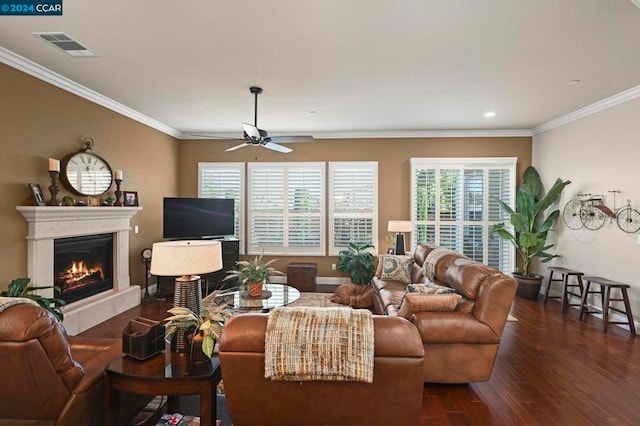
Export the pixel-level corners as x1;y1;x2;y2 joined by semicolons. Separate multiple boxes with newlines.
512;273;544;300
248;281;264;297
188;332;211;365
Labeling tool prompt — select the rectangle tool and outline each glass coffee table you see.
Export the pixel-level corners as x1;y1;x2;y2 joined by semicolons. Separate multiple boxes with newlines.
213;283;300;312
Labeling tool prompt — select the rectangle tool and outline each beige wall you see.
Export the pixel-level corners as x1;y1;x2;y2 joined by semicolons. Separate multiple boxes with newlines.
179;136;532;277
533;97;640;319
0;64;179;289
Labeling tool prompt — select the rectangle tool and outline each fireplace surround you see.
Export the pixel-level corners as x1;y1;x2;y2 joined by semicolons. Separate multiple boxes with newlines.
17;206;142;335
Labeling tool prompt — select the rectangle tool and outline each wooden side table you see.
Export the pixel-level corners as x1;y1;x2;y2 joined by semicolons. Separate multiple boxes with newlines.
287;263;317;292
104;349;222;426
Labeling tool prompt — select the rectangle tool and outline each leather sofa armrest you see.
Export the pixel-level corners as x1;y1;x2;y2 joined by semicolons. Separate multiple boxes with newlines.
412;311;500;344
473;274;517;338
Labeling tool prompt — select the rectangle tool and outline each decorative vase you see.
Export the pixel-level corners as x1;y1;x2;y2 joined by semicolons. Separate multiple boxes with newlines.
513;273;544;300
248;280;264;297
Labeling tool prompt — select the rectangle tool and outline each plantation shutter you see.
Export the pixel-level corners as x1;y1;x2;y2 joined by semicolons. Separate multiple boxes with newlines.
248;162;325;255
328;162;378;255
198;163;244;251
411;158;516;273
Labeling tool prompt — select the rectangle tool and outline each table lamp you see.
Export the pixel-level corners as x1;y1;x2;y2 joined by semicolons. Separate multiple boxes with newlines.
150;240;223;352
388;220;412;255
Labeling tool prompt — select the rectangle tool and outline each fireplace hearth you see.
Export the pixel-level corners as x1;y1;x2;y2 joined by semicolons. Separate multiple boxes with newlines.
55;233;113;304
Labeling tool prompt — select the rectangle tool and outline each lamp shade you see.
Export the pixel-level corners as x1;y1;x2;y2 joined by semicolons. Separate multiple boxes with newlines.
388;220;412;233
149;240;223;277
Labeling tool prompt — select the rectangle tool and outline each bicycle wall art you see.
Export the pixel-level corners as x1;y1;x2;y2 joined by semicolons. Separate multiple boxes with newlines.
562;190;640;233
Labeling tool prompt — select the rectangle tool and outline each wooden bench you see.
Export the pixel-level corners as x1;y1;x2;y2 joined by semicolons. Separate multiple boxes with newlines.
579;276;636;335
543;266;584;313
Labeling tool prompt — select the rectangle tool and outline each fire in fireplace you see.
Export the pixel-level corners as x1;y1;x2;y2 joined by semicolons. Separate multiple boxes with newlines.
54;233;114;304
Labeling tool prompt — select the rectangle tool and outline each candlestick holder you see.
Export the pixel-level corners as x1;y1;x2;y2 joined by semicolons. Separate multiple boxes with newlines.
47;171;61;206
114;179;123;206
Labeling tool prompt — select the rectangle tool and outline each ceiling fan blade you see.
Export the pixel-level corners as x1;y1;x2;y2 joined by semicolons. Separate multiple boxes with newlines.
242;123;261;140
189;134;245;141
268;135;315;144
263;142;292;153
225;143;249;152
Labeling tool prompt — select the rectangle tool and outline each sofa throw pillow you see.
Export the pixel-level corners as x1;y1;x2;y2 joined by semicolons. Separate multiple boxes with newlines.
380;255;413;284
407;283;456;294
397;293;462;319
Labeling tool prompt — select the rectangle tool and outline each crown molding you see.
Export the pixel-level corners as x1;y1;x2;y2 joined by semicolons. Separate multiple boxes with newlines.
532;85;640;135
4;46;638;140
0;46;182;138
179;129;533;140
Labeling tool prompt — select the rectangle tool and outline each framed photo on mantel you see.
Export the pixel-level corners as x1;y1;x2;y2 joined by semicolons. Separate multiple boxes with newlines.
123;191;139;207
29;183;46;206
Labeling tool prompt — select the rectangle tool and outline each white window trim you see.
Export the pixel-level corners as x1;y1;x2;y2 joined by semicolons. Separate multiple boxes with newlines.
198;162;245;254
328;161;378;256
410;157;516;272
247;162;326;256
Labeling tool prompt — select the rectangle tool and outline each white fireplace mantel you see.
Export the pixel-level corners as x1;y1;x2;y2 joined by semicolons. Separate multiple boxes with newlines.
17;206;142;335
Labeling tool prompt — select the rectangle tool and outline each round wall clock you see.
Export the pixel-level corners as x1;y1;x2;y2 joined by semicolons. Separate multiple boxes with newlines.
60;137;113;196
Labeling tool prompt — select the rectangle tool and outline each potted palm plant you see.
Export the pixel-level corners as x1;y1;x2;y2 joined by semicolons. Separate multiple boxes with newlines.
492;166;571;299
337;242;377;285
222;255;285;296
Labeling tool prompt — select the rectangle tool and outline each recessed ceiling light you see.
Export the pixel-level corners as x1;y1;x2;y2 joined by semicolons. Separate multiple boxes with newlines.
484;111;496;118
569;80;581;85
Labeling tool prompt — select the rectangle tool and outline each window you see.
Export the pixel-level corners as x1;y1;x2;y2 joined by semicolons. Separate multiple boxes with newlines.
247;162;325;256
198;163;244;252
328;162;378;255
410;157;516;273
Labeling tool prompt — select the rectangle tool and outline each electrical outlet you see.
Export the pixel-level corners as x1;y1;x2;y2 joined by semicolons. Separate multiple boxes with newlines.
331;263;336;271
134;225;139;234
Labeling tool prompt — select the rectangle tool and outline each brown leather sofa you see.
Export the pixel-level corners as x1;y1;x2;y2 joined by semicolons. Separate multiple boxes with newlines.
372;244;517;384
0;303;148;426
219;313;425;426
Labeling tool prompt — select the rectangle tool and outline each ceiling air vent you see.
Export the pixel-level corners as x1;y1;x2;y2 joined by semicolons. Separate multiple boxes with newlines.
33;32;99;57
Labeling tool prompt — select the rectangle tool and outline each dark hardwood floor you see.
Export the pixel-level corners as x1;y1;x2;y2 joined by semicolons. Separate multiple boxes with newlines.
81;295;640;425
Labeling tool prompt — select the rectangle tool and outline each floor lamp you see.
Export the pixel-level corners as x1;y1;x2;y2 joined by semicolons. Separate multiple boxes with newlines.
150;240;223;352
388;220;412;255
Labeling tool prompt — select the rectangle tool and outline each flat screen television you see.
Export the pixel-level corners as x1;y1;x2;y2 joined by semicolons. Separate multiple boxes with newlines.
163;197;235;240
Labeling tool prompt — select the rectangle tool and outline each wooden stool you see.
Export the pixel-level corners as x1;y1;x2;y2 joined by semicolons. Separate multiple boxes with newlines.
543;266;584;313
579;276;636;335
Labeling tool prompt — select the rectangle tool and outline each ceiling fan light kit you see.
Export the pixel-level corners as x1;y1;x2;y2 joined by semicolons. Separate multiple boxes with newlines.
221;86;314;154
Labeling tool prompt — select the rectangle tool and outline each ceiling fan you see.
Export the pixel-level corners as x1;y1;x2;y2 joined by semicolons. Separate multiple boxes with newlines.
192;86;314;153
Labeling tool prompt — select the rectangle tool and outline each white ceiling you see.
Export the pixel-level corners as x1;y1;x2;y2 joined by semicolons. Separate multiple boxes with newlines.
1;0;640;139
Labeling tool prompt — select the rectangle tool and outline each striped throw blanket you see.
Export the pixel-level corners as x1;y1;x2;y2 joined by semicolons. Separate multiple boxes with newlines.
423;248;467;281
0;297;39;313
264;307;374;383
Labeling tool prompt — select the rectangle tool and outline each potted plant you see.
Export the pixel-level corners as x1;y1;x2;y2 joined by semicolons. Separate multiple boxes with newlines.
1;277;65;322
164;304;230;360
337;242;377;285
492;166;571;299
222;255;285;297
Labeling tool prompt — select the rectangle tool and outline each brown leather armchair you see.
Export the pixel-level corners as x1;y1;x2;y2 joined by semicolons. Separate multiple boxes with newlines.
0;303;148;426
218;313;425;426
